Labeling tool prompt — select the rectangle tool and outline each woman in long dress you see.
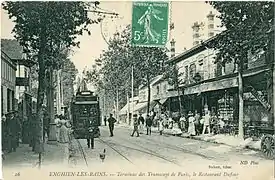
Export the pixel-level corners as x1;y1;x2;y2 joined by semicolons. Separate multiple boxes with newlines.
58;117;71;165
187;111;196;136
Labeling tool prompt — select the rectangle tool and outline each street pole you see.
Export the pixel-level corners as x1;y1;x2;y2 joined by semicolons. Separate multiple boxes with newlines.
47;66;57;144
131;65;134;126
127;91;130;125
56;69;62;115
116;89;119;123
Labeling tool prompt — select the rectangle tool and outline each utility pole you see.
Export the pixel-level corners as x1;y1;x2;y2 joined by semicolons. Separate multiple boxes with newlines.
47;66;57;144
56;69;62;115
131;65;134;126
116;89;119;123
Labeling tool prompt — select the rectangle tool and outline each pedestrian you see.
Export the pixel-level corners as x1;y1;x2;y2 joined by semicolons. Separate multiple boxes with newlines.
2;113;9;153
55;114;61;142
131;114;139;137
179;114;186;132
145;115;152;135
107;114;117;137
194;110;201;135
7;111;21;152
58;117;71;165
187;111;196;136
159;118;164;135
104;116;107;126
138;113;145;134
202;110;211;135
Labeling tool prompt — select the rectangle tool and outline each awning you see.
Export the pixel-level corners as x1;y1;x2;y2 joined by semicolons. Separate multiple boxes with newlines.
157;98;168;105
134;101;158;113
119;101;137;115
184;77;238;95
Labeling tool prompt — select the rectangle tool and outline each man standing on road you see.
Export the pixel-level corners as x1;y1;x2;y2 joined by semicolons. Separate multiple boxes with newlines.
104;116;107;126
131;114;139;137
138;113;145;134
145;115;153;135
108;114;116;137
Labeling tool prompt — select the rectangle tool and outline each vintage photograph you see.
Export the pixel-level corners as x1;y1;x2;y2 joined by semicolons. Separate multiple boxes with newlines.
1;1;274;180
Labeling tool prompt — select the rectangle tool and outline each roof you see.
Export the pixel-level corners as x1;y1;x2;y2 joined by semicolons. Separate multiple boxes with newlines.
166;30;227;64
1;39;24;59
139;75;163;90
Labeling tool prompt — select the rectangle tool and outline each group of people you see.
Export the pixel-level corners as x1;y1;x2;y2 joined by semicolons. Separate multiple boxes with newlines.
179;109;225;136
131;113;153;137
1;111;21;153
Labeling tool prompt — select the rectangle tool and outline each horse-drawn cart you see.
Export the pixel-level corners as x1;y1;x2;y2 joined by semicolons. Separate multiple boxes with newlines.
247;125;274;159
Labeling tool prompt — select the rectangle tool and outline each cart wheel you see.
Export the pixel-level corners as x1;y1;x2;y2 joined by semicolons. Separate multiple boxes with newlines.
261;135;275;159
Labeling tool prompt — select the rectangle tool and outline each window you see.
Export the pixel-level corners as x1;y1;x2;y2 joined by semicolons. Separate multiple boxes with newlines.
1;86;3;114
208;24;214;29
11;91;14;111
208;16;214;21
156;86;160;95
189;64;196;79
7;89;10;112
163;84;167;92
185;66;188;82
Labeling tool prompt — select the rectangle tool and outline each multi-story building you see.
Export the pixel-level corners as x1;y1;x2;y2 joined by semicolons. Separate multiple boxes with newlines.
1;44;17;114
167;31;274;126
1;39;36;140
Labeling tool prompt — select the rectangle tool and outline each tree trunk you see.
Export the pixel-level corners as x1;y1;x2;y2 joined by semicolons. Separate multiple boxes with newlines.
146;73;151;116
47;67;57;143
35;29;47;153
35;55;46;153
238;63;244;139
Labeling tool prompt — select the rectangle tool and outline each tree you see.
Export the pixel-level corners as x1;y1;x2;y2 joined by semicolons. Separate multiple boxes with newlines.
3;2;100;153
62;59;78;107
86;25;168;117
163;63;184;115
207;2;274;139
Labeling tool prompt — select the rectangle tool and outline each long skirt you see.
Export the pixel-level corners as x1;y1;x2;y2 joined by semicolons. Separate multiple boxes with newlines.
188;122;196;136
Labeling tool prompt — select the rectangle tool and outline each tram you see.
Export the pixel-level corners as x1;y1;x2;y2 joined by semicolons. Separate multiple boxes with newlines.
71;90;101;139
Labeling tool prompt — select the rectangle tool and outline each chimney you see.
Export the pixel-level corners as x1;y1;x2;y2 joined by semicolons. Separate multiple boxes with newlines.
192;22;200;46
170;38;175;58
207;11;215;38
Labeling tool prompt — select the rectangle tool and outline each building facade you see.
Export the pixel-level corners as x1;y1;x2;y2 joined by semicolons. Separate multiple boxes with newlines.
167;32;274;126
1;50;17;114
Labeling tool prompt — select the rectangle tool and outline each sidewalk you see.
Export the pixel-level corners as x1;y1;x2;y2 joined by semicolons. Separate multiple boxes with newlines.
117;123;261;151
2;142;67;170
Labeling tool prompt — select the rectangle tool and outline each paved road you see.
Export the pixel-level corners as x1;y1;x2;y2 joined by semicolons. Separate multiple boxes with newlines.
71;125;274;180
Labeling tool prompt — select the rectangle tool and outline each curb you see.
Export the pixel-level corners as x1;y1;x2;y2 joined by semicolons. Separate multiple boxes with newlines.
117;125;261;152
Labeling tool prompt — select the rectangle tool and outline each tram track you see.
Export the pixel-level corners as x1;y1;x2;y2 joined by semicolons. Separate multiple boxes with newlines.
75;139;89;167
136;134;215;160
97;137;134;164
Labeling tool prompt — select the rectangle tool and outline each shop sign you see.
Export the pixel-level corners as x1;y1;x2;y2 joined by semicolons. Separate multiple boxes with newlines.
250;86;271;111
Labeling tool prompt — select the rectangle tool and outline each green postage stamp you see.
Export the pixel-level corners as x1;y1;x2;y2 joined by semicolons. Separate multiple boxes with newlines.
131;1;169;47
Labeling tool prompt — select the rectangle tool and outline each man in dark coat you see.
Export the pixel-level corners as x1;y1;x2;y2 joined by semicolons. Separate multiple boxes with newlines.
104;116;107;126
131;114;139;137
145;115;153;135
107;114;116;137
7;111;21;152
2;114;10;152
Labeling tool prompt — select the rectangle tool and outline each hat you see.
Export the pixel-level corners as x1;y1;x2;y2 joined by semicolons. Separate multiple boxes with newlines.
188;111;193;116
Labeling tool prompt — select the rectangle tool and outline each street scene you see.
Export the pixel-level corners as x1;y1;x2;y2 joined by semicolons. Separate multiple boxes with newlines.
1;1;274;180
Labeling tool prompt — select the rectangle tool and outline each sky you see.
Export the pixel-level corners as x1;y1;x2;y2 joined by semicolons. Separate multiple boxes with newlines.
1;1;221;78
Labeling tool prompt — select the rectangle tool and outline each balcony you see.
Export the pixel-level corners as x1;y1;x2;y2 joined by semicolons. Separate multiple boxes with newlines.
16;77;29;86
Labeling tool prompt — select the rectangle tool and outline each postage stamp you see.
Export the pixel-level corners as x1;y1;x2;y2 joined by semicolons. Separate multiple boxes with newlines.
131;1;169;47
